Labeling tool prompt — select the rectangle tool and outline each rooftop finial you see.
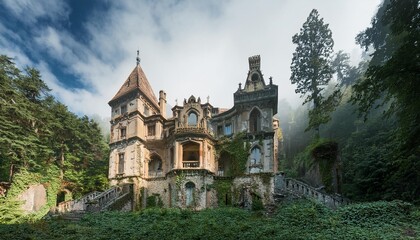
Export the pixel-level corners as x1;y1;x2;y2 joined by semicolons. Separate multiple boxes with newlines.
136;50;140;65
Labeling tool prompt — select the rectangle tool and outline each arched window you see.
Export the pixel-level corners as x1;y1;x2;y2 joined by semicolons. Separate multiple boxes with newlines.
188;112;198;126
148;155;163;177
249;146;262;173
249;109;261;133
185;182;196;207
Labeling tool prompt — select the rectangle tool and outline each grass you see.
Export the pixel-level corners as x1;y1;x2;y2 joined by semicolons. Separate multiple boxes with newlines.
0;200;418;240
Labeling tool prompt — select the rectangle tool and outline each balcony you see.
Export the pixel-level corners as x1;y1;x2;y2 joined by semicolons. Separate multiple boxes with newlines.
183;161;200;168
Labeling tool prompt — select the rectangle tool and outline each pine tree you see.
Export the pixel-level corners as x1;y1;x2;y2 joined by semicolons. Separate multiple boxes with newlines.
290;9;340;136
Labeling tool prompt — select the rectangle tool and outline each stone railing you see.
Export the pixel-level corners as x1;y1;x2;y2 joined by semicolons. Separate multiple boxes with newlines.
274;174;350;209
285;178;350;208
52;184;133;214
54;191;101;213
183;161;200;168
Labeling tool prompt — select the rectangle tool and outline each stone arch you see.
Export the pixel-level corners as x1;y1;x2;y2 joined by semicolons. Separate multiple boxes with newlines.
249;107;262;133
56;188;72;205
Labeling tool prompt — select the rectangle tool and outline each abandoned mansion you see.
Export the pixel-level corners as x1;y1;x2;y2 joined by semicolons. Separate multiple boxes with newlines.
108;55;280;209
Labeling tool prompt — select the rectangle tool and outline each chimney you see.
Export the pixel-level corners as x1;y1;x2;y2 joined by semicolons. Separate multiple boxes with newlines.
159;90;167;118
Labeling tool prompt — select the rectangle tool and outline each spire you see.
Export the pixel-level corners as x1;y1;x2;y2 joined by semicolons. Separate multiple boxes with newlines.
136;50;141;66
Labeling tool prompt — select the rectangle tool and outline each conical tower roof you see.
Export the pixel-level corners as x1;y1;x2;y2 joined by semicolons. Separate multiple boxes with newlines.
109;64;159;109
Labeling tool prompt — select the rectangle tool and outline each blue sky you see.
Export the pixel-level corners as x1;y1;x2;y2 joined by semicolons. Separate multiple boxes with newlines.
0;0;381;118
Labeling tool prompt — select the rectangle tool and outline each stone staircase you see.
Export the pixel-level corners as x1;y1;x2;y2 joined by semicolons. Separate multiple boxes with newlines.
274;174;350;209
49;184;133;221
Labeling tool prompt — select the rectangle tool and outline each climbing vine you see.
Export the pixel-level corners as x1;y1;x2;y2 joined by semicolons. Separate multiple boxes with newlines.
146;193;163;208
0;167;60;223
212;179;234;207
216;132;250;176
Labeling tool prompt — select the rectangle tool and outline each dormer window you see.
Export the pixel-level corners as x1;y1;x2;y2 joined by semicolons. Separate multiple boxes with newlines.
188;112;198;126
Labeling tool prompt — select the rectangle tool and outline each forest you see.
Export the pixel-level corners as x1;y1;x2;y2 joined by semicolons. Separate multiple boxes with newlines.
280;0;419;204
0;0;418;237
0;55;109;222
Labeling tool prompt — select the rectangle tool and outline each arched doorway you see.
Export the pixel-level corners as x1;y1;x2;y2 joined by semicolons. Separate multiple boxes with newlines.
185;182;196;207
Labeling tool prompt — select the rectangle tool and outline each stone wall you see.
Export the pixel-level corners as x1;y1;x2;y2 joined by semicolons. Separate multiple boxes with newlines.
18;184;47;213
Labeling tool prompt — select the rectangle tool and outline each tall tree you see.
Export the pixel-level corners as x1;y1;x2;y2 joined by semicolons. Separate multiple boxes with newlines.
290;9;340;136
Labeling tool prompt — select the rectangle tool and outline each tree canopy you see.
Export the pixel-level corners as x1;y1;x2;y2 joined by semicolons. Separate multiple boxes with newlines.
0;55;109;197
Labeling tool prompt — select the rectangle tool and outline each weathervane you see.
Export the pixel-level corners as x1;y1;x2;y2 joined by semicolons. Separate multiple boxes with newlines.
136;50;140;65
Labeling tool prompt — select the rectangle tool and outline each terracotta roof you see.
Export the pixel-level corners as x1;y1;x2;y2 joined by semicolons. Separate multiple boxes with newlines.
109;65;159;108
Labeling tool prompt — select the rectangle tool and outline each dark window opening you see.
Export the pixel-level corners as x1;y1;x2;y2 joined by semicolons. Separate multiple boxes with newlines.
249;109;261;133
120;128;126;138
148;124;156;136
118;153;125;174
121;105;127;114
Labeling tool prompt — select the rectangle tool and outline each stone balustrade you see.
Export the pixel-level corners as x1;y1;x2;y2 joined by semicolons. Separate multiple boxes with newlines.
183;161;200;168
284;178;350;208
52;184;133;214
54;191;101;213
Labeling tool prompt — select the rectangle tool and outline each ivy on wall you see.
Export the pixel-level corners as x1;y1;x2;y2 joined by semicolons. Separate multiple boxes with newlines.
216;132;250;176
0;167;60;223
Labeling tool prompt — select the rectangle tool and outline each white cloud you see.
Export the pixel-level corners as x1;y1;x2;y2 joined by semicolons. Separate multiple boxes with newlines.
0;0;382;119
2;0;70;24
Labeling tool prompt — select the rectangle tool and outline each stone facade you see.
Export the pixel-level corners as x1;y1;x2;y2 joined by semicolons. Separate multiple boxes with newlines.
108;55;279;209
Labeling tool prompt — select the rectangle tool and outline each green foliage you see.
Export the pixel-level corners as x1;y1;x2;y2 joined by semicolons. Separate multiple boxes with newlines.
251;194;263;211
146;194;163;208
0;200;418;239
216;132;250;176
0;167;60;224
0;54;109;221
352;0;420;156
213;179;233;206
